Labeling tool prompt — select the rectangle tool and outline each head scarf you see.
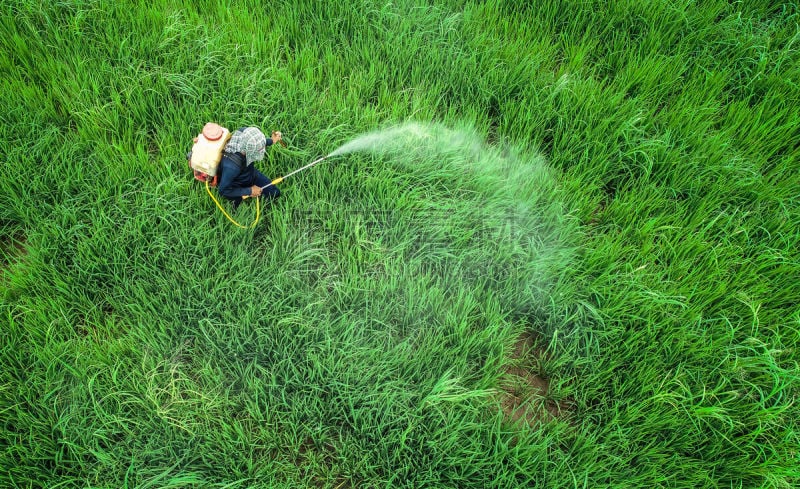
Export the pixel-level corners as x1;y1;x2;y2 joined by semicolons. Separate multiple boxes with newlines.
225;127;267;166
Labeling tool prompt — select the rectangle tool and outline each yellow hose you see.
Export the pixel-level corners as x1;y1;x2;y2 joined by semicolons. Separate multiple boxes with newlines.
205;180;260;228
201;154;329;228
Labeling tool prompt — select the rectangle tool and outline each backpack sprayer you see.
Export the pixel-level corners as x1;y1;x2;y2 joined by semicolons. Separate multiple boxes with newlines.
189;123;333;228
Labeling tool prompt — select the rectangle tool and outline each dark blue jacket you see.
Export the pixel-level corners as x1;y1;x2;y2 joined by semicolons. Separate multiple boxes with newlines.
217;152;254;199
216;133;274;200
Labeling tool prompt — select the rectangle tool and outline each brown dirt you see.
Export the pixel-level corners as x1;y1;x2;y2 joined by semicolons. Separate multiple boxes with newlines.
497;331;572;426
0;232;28;283
296;435;349;488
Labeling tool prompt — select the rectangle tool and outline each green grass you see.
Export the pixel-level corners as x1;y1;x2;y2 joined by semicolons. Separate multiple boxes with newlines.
1;0;799;487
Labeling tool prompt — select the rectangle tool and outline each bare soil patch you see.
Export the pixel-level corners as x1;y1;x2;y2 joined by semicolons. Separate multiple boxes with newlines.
498;331;573;426
0;232;28;282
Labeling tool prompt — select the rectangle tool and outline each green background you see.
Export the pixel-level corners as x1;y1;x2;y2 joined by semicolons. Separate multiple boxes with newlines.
1;1;798;487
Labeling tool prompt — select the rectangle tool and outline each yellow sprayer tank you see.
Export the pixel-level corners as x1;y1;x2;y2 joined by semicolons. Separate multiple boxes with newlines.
190;123;231;177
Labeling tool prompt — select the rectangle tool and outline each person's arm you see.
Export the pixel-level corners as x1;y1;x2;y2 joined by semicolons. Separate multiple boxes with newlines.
253;130;281;147
217;159;253;199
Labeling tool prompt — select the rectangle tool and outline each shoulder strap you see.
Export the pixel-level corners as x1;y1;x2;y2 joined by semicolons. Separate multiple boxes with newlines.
223;151;246;169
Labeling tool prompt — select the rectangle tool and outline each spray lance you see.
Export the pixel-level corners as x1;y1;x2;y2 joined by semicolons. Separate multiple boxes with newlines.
211;151;336;228
254;154;331;192
239;130;335;196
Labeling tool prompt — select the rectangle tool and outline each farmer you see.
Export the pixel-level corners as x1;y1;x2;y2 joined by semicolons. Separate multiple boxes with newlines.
217;126;282;209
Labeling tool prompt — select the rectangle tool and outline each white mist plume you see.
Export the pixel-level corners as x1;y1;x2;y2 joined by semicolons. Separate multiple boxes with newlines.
324;121;571;320
328;122;431;157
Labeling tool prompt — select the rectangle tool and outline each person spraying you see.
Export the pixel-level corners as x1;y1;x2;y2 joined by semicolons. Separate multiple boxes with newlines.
217;126;283;210
188;122;334;228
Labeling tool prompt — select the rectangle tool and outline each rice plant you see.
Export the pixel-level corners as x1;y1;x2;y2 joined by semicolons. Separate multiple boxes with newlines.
1;1;798;487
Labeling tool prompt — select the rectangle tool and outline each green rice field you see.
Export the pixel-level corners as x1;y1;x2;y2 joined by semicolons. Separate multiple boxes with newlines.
1;1;798;487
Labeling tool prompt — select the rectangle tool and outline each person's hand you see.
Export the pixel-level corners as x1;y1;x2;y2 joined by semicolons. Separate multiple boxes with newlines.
271;131;282;143
250;185;262;197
